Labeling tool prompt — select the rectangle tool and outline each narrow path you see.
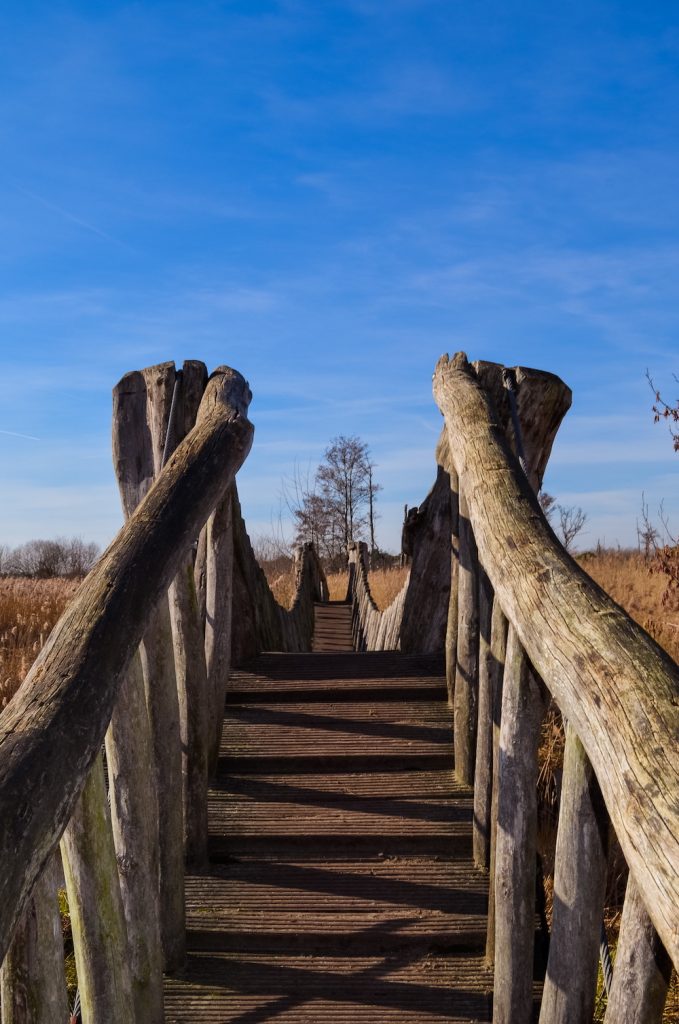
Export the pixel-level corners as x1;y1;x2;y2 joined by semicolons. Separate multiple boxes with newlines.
311;601;354;652
165;652;493;1022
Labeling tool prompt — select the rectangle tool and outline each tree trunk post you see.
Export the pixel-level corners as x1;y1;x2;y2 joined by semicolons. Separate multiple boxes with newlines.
485;599;508;964
473;567;494;870
455;488;479;786
113;363;185;972
0;366;253;963
171;561;210;868
0;857;69;1024
604;875;671;1024
60;758;135;1024
493;625;546;1024
105;650;164;1023
445;468;460;709
539;725;609;1024
205;491;234;775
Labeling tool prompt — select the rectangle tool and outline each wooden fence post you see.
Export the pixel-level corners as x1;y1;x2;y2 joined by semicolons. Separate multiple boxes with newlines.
0;857;69;1024
473;567;494;870
105;650;164;1022
485;599;508;964
164;361;210;869
455;488;479;786
60;758;135;1023
113;364;185;973
445;468;460;708
493;626;546;1024
539;725;609;1023
205;490;234;775
604;875;671;1024
0;367;253;964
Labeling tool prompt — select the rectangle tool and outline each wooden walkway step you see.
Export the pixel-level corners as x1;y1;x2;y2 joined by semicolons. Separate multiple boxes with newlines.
312;601;354;652
165;652;493;1023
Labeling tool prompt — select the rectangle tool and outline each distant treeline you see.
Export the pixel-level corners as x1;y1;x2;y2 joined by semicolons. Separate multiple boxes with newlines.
0;537;101;578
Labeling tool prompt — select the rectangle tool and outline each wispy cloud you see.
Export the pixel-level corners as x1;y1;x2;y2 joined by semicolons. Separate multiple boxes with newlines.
10;183;134;250
0;429;41;442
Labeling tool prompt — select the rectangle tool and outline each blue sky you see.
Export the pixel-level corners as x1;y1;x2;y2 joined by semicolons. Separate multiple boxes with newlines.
0;0;677;553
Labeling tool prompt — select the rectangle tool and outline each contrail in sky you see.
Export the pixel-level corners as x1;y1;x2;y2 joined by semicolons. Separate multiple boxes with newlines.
0;429;41;441
10;182;133;250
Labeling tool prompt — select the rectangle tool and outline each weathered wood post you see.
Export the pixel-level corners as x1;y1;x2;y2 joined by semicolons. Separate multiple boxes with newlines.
163;361;211;869
205;489;234;775
472;566;494;869
493;628;547;1023
113;364;185;974
60;759;135;1023
0;366;253;969
484;599;507;963
433;350;679;980
0;858;69;1024
604;876;671;1024
445;468;459;709
110;369;165;1020
454;489;479;786
538;725;609;1023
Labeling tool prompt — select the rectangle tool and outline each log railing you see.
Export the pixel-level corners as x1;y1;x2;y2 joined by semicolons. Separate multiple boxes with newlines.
347;464;453;654
0;362;254;1023
231;487;328;663
433;353;679;1024
347;541;408;651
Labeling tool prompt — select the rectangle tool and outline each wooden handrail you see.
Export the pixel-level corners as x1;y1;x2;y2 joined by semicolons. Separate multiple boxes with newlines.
433;351;679;966
0;367;254;961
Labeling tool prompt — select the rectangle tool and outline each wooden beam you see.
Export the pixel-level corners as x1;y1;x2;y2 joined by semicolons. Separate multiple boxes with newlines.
433;351;679;966
0;367;253;962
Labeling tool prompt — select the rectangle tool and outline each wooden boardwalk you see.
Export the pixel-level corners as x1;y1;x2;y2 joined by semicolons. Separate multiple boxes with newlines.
165;648;493;1022
311;601;354;652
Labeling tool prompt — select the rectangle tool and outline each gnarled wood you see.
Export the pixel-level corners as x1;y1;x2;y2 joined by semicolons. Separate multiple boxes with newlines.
445;467;460;708
205;490;234;774
539;725;609;1024
433;351;679;965
0;367;253;963
105;652;163;1022
0;858;68;1024
60;758;135;1024
400;465;452;654
485;599;508;964
455;489;479;787
473;567;494;869
604;875;671;1024
493;627;546;1023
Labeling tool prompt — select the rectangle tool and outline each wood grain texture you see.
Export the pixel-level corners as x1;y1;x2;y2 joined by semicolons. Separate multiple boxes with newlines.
433;351;679;966
454;489;478;787
604;875;671;1024
0;858;68;1024
538;725;608;1024
0;366;253;964
492;627;546;1024
60;758;135;1024
400;465;452;655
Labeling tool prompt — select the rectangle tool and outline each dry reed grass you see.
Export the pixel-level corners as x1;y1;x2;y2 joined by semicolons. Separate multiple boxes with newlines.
0;577;79;709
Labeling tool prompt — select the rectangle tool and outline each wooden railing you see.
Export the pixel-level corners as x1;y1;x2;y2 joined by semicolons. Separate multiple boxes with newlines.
433;353;678;1024
347;464;454;654
0;362;254;1022
347;541;408;650
231;486;328;663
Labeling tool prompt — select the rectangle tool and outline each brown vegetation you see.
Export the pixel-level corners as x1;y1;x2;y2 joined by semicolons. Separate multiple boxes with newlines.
0;577;80;708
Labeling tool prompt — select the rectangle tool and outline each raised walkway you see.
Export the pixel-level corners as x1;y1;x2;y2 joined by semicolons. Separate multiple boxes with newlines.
164;646;493;1023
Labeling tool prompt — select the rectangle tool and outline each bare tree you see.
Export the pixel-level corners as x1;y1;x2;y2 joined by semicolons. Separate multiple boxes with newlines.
637;493;660;560
286;436;381;567
558;505;587;552
538;491;557;522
